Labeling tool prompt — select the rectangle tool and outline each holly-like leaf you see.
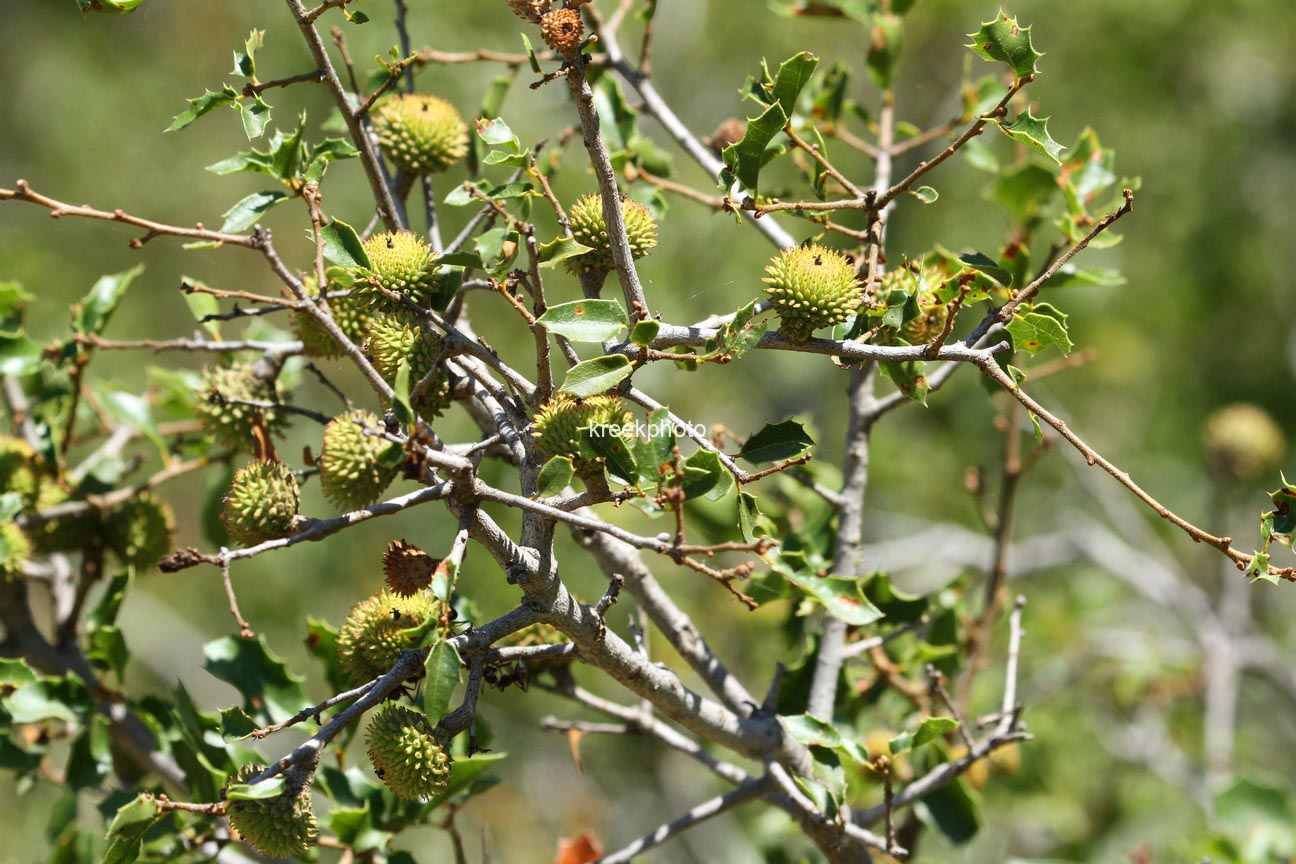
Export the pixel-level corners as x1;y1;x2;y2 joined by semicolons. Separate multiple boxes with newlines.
957;251;1013;287
739;420;814;464
722;53;820;192
560;354;633;398
202;636;309;724
968;11;1043;81
537;300;628;342
1006;302;1072;356
167;86;239;133
320;218;371;269
537;236;595;270
992;110;1065;164
701;299;768;361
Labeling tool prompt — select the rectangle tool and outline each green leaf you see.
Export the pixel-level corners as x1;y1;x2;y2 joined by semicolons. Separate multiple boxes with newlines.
738;420;814;464
78;0;148;12
968;11;1043;81
918;773;982;844
784;713;844;748
227;776;287;801
422;641;461;722
0;333;43;376
219;190;287;233
537;235;595;270
957;251;1013;287
680;449;732;501
915;716;959;746
865;14;904;89
630;319;661;346
104;793;158;864
423;751;509;809
3;676;87;724
722;53;819;192
583;432;639;486
992;110;1065;164
1006;302;1072;356
181;278;221;338
737;491;762;543
701;299;768;361
320;218;371;269
910;185;939;204
99;390;166;457
236;95;272;140
878;359;929;405
537;457;574;497
537;300;628;342
75;265;144;336
167;86;238;132
219;706;258;741
773;551;883;626
559;354;633;398
202;636;309;724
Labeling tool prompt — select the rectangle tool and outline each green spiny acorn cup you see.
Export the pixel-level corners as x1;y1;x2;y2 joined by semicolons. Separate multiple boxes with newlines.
374;93;469;177
318;410;399;511
763;244;863;342
29;479;100;554
364;313;455;420
882;264;950;345
359;231;441;310
225;764;318;859
0;521;32;581
366;703;452;801
105;492;174;570
336;589;441;686
566;193;659;275
195;362;288;453
1204;403;1287;481
0;436;41;508
222;460;301;546
291;270;373;359
532;394;634;471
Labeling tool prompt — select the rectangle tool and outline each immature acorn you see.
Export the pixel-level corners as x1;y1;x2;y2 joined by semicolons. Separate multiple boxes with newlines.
359;230;441;310
1204;403;1287;481
383;539;438;597
532;394;634;469
0;521;32;581
222;460;301;546
336;589;441;686
566;193;659;275
763;244;862;342
195;362;287;453
318;410;399;511
374;93;469;177
224;764;318;859
28;479;100;554
366;703;452;800
105;492;175;570
364;313;455;420
539;8;584;54
291;271;373;359
0;436;41;507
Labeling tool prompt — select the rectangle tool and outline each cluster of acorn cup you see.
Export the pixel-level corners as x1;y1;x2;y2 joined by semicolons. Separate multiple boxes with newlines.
507;0;592;54
1;436;175;578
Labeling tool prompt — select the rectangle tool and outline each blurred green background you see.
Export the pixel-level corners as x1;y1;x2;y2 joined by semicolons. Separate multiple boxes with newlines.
3;0;1296;861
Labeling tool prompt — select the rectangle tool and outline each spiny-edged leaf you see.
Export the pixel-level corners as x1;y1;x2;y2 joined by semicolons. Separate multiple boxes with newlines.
75;264;144;337
957;251;1013;287
219;706;257;741
167;86;238;132
739;420;814;464
967;11;1042;80
537;456;575;497
202;635;309;724
320;218;371;268
422;641;461;722
206;149;275;177
1006;302;1071;356
722;53;819;192
537;235;595;270
702;299;768;360
236;96;272;140
560;354;633;398
226;776;287;801
879;359;929;405
773;551;883;626
630;319;660;346
681;449;733;501
992;110;1064;164
232;30;263;78
537;300;627;342
220;190;287;233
